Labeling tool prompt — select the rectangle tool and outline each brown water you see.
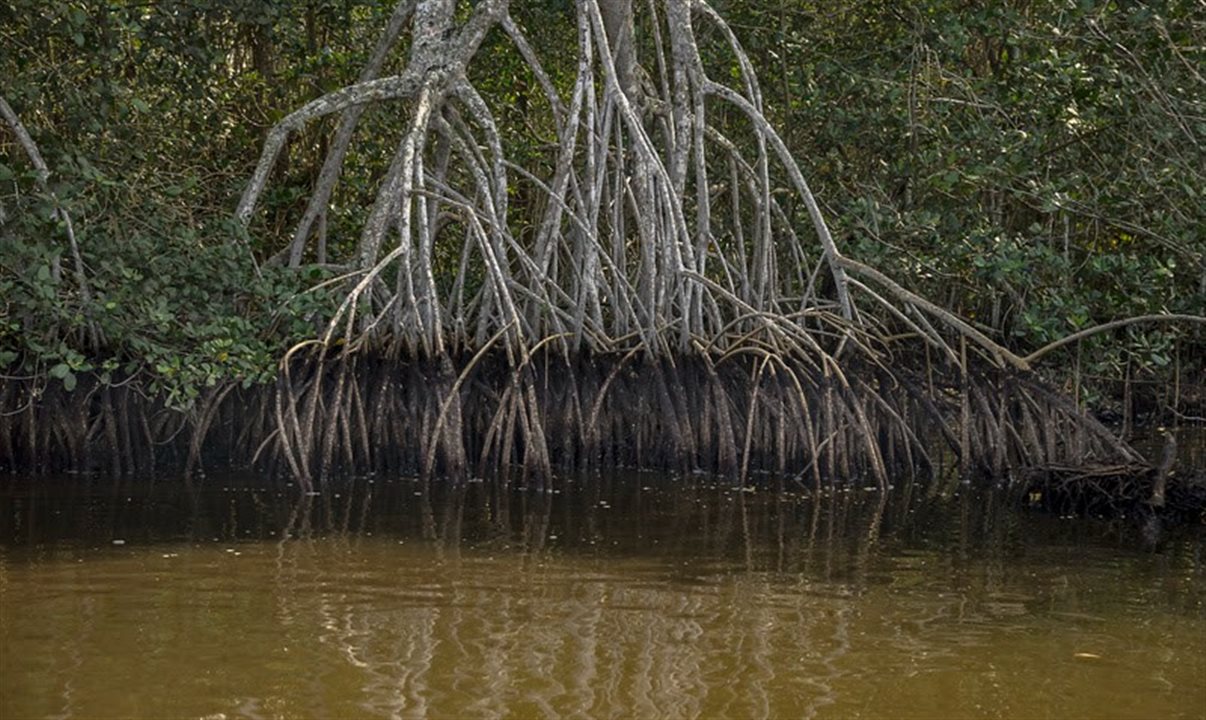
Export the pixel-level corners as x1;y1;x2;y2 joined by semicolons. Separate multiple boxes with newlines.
1;474;1203;720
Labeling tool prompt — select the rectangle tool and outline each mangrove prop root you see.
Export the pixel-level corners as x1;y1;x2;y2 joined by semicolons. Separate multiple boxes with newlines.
0;350;1169;497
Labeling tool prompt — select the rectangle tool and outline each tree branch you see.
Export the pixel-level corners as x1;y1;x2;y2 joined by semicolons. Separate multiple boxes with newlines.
1;94;96;341
1024;314;1206;365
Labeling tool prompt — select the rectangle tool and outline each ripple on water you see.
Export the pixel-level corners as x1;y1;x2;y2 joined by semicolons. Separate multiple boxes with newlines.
2;476;1204;720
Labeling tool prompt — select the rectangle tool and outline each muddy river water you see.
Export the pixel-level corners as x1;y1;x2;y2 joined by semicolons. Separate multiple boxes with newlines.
1;473;1203;719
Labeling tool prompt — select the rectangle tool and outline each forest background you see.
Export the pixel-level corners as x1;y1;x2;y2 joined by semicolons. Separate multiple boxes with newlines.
1;0;1201;426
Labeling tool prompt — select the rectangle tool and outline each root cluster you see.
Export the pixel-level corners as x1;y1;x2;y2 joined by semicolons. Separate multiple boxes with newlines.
1;349;1148;491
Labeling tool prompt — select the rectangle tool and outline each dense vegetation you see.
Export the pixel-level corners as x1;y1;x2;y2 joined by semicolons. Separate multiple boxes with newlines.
723;0;1204;413
1;0;1202;478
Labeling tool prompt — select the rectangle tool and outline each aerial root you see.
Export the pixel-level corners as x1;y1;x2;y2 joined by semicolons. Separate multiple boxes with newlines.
0;344;1166;492
240;346;1153;486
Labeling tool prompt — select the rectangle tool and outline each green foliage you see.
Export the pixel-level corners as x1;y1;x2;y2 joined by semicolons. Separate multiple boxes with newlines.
0;0;376;406
0;201;340;406
720;0;1204;386
0;0;395;254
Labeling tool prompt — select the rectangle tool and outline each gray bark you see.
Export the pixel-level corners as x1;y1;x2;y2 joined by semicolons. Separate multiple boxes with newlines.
600;0;639;102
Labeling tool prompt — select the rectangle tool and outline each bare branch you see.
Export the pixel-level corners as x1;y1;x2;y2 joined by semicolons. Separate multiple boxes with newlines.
1024;314;1206;365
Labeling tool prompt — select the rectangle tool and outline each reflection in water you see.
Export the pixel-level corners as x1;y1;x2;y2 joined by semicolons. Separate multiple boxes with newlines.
1;474;1204;719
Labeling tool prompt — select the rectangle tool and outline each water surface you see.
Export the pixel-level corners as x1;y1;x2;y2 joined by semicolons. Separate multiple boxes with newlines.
2;474;1203;719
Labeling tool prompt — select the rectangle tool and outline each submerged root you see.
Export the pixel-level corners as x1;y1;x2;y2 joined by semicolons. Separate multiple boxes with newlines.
4;343;1196;531
0;345;1146;478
